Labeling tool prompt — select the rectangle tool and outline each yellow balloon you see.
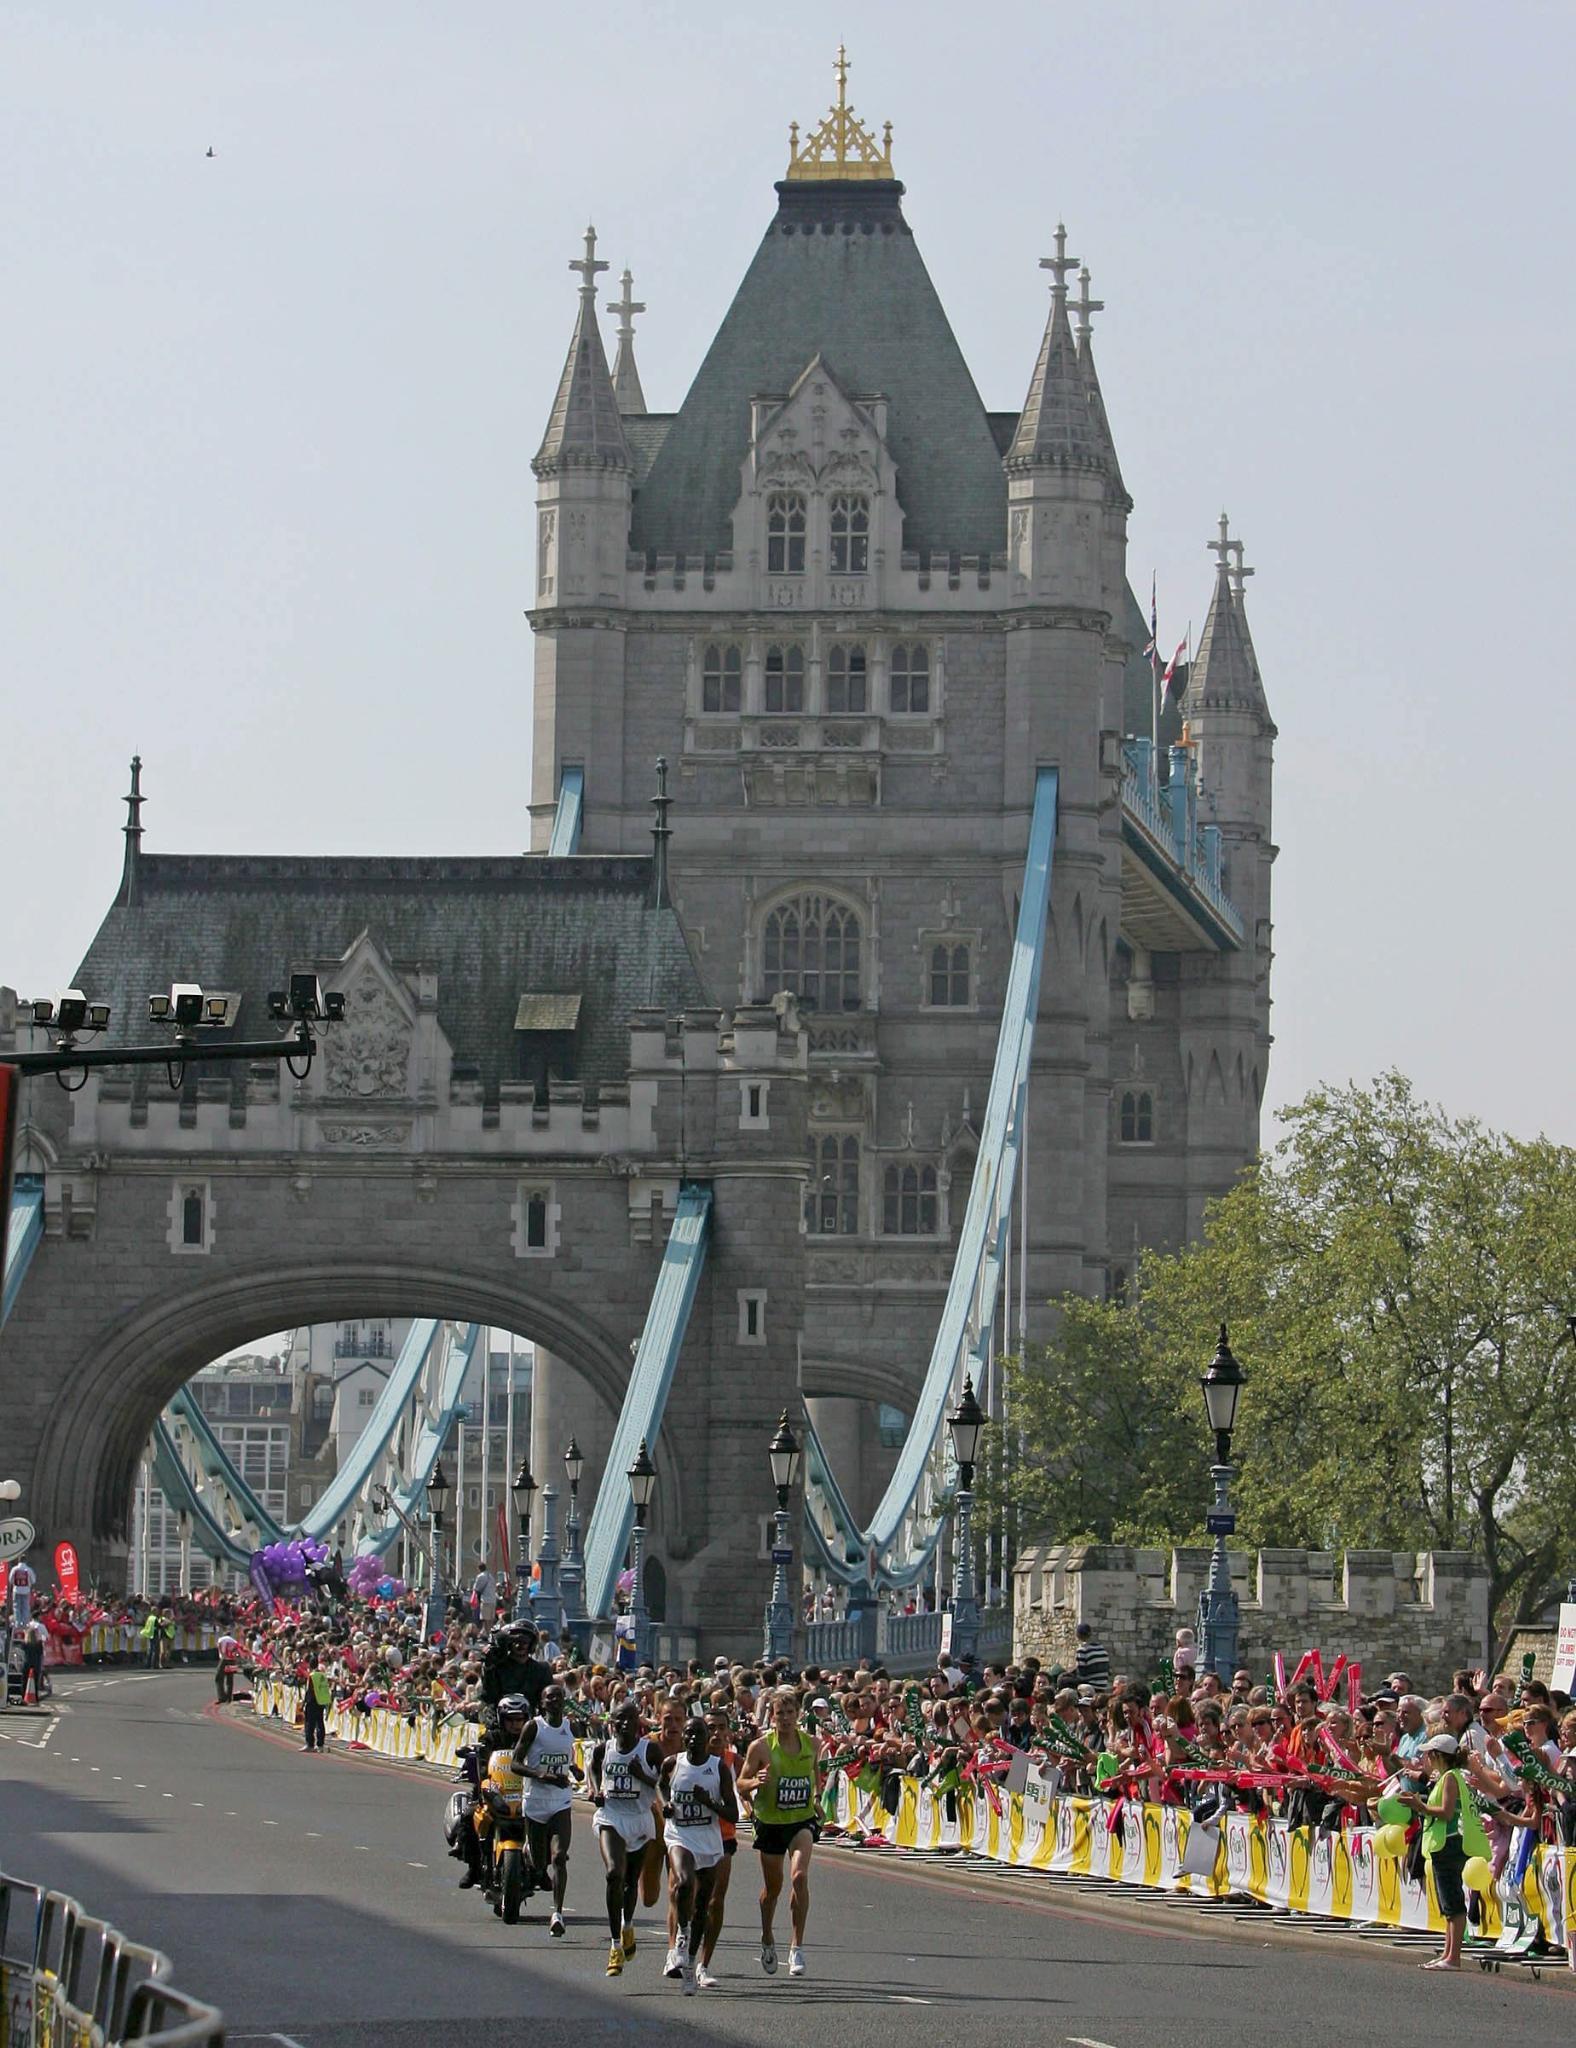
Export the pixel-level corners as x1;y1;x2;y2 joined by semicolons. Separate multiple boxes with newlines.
1373;1823;1408;1859
1463;1856;1493;1893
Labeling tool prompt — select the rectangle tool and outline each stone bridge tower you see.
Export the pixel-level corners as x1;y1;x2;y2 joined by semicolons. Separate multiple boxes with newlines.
527;51;1276;1518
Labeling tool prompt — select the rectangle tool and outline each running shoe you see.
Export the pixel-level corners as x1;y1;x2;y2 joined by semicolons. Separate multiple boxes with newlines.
789;1946;806;1977
760;1940;778;1975
606;1942;624;1977
664;1943;684;1981
682;1950;697;1997
550;1911;565;1938
696;1965;718;1990
621;1923;637;1956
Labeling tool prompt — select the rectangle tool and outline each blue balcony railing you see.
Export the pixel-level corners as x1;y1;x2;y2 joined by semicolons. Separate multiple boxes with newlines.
1121;739;1244;942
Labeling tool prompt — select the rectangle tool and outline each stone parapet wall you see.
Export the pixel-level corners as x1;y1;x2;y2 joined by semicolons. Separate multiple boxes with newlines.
1013;1542;1490;1692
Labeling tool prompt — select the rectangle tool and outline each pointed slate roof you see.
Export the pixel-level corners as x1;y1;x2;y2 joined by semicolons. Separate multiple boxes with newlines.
1189;528;1272;725
1077;333;1129;504
631;179;1005;559
73;852;704;1095
612;333;647;415
1008;232;1118;482
608;267;649;415
533;231;630;477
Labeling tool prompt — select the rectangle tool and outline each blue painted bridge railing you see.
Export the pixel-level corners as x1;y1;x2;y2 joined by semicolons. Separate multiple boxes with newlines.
1121;738;1243;945
581;1183;712;1620
2;1176;44;1327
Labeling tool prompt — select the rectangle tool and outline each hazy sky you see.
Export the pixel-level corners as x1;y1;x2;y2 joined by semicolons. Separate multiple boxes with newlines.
4;2;1571;1143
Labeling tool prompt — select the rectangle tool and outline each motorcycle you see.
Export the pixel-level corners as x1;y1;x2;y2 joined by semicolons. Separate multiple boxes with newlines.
445;1742;535;1923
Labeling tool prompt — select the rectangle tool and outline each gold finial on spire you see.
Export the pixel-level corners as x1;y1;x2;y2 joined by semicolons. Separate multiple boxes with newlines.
785;45;895;182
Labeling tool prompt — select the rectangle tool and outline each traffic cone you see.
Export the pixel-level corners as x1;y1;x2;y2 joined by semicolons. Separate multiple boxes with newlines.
23;1670;37;1705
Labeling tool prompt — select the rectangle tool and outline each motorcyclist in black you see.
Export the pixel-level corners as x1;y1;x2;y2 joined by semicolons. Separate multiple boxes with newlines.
453;1693;530;1889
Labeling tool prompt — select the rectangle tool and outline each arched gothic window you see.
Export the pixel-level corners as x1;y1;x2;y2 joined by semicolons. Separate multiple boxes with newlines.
761;892;862;1011
929;943;970;1008
826;643;868;714
828;494;869;574
889;642;930;714
1118;1090;1155;1144
764;643;805;714
702;642;742;714
767;493;806;574
807;1133;860;1235
882;1162;938;1236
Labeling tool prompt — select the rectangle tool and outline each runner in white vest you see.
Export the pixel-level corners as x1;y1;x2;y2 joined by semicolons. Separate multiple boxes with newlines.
590;1700;664;1976
512;1683;579;1936
661;1717;737;1996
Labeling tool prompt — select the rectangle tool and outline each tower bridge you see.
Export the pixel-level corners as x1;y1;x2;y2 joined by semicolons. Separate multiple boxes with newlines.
0;52;1274;1651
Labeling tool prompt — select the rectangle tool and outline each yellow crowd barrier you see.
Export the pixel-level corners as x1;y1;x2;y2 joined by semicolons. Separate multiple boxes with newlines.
830;1770;1575;1947
251;1677;480;1768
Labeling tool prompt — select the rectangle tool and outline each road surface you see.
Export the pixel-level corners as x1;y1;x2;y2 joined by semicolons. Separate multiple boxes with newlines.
1;1671;1568;2045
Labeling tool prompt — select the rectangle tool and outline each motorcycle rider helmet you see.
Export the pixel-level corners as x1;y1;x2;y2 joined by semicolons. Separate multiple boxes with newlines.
496;1692;530;1726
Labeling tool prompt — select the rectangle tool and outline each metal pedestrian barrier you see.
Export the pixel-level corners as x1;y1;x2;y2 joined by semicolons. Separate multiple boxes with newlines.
0;1868;222;2045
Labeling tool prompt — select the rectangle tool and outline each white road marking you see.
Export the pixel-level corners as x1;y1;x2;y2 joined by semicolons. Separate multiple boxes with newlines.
262;1819;279;1826
1068;2037;1121;2048
892;1994;933;2004
305;1831;322;1838
134;1783;147;1790
407;1861;427;1868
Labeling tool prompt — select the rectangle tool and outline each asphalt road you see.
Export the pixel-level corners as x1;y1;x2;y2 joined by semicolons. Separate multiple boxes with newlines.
1;1671;1570;2047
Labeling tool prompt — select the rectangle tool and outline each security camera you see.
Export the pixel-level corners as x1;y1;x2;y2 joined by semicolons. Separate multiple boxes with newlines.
289;972;325;1021
56;989;88;1033
170;983;205;1030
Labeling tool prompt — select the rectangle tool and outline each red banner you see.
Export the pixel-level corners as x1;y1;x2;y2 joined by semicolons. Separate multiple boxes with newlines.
494;1503;511;1577
55;1541;80;1601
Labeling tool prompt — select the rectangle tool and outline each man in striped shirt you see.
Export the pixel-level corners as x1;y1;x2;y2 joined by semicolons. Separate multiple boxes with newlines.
1074;1623;1111;1690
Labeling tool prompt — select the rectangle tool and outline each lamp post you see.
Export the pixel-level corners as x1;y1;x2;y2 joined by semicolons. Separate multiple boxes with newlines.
763;1410;802;1663
425;1455;452;1642
535;1483;564;1644
947;1376;985;1661
1197;1325;1246;1681
511;1457;536;1623
626;1437;657;1669
559;1438;586;1634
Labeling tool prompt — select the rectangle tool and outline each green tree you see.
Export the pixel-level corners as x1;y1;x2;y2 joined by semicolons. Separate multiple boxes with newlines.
995;1074;1576;1657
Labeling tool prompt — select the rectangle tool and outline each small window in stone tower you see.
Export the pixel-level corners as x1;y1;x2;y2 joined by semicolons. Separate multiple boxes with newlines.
826;643;868;714
807;1132;861;1235
828;494;869;573
1118;1090;1155;1144
890;643;930;714
929;942;970;1008
525;1191;548;1249
181;1189;206;1247
764;643;806;713
702;642;742;714
882;1162;938;1236
767;493;806;573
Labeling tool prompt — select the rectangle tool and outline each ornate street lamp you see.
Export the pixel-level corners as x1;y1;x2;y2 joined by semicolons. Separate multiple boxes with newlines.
626;1438;657;1668
559;1437;586;1630
424;1454;452;1641
510;1457;536;1623
946;1376;986;1661
763;1410;802;1663
1197;1326;1247;1680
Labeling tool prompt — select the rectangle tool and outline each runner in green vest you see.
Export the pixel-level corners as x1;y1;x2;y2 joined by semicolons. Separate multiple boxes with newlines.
737;1686;820;1979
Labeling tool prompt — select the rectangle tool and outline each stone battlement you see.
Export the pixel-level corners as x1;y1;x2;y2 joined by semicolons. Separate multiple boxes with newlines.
1013;1542;1490;1692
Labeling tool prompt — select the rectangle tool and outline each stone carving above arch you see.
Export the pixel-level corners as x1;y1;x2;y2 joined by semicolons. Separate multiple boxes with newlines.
320;957;415;1101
